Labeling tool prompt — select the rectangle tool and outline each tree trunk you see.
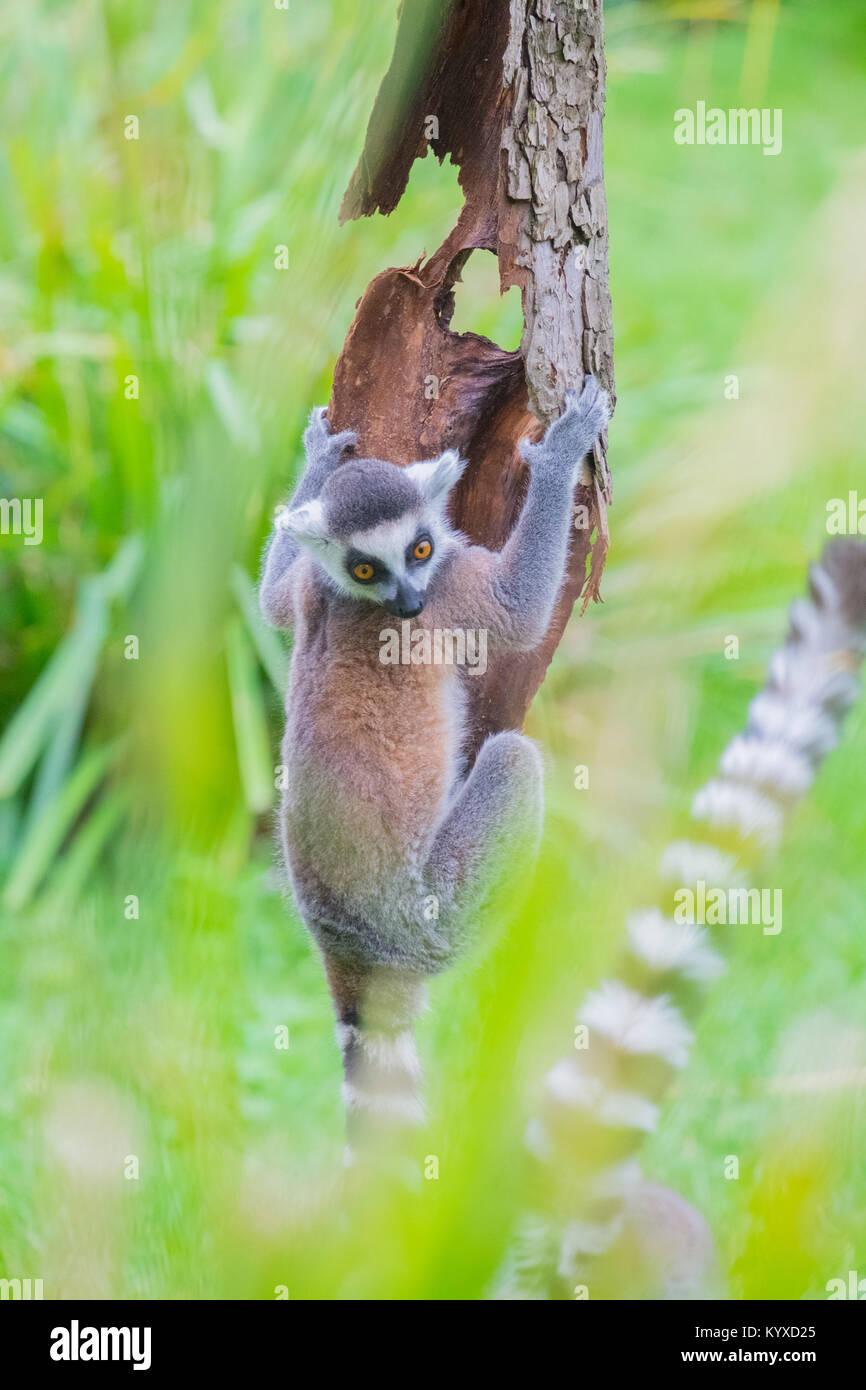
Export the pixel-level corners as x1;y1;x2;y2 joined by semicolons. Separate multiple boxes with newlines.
329;0;613;758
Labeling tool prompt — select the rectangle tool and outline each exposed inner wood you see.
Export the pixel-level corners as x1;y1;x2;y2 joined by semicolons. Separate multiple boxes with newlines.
330;0;614;757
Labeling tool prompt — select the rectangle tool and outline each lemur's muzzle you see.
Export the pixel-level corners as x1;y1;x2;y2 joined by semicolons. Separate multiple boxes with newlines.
384;581;424;620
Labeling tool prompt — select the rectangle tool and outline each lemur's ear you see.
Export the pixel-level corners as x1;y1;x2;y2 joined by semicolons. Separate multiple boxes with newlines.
277;498;331;549
405;449;466;505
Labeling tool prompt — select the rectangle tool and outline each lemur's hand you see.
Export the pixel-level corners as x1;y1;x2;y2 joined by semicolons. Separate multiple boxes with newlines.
271;408;358;534
302;405;357;470
519;375;610;477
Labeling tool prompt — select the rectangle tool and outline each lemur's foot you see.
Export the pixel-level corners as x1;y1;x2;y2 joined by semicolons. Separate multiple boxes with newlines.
520;375;610;472
303;405;358;466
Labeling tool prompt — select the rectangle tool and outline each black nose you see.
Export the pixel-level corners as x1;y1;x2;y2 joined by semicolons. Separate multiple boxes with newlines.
397;602;423;619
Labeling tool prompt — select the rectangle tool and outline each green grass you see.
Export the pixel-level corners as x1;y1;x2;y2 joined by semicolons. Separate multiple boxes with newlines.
1;0;865;1298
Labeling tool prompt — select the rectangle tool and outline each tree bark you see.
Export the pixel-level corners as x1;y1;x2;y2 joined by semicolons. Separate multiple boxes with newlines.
329;0;613;758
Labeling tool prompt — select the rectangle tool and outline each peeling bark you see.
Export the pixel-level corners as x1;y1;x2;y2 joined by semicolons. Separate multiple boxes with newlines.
330;0;613;756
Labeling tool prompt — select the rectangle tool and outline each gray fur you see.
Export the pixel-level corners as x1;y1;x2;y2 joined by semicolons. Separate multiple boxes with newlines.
258;384;610;1136
259;406;357;626
322;459;422;537
494;376;609;647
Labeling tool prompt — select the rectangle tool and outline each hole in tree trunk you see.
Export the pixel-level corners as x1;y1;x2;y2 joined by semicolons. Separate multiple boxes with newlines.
443;249;523;352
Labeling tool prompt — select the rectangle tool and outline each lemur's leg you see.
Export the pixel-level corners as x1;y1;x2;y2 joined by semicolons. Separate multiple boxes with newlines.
426;731;544;950
322;951;427;1162
259;407;356;626
324;735;542;1163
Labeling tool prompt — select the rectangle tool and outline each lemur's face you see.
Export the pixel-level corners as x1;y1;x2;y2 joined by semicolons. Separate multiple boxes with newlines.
341;509;441;617
280;450;465;618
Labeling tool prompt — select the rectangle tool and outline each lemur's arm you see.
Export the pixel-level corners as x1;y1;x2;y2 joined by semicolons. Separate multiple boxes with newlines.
477;377;609;649
259;408;356;628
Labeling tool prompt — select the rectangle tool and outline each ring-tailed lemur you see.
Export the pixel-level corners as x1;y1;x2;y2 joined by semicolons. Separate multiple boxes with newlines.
497;538;866;1298
260;378;610;1151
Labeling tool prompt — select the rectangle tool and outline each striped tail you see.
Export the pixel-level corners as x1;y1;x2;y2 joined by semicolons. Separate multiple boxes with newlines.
323;955;428;1167
499;538;866;1298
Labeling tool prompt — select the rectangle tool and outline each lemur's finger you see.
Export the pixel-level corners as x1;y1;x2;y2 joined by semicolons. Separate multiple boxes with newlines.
302;406;330;449
329;428;358;453
578;376;607;418
577;382;610;437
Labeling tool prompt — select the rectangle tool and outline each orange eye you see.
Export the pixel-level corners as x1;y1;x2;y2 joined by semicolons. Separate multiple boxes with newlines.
352;562;375;582
413;539;432;561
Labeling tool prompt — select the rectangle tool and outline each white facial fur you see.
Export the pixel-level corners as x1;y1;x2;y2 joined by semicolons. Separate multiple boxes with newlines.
347;506;459;606
404;451;463;504
281;450;466;608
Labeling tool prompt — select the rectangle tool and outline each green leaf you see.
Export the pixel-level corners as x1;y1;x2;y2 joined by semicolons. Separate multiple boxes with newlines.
0;586;106;799
39;789;130;908
205;360;260;451
0;537;143;804
231;564;288;693
225;618;274;816
2;743;120;911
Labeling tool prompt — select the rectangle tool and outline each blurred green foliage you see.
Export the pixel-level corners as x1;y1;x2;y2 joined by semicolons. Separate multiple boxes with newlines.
1;0;865;1298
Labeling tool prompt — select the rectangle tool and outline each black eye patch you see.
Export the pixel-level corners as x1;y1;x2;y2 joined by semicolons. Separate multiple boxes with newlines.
407;534;434;566
345;549;388;584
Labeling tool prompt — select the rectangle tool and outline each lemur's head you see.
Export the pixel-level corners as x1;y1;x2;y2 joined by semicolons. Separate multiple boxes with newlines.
279;450;466;617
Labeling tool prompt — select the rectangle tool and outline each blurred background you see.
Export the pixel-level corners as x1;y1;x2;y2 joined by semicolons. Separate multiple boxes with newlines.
1;0;865;1299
